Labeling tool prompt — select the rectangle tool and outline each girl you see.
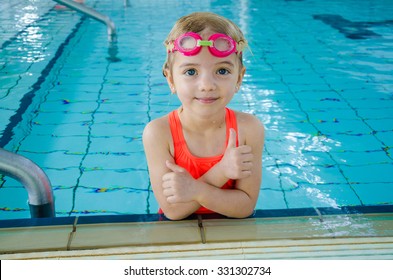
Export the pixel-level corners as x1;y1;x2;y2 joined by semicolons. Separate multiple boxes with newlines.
143;12;265;220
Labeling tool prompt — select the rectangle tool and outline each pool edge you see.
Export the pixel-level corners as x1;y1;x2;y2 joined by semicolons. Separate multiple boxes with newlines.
1;209;393;259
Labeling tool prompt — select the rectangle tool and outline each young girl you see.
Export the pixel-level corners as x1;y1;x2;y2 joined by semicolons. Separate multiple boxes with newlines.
143;12;265;220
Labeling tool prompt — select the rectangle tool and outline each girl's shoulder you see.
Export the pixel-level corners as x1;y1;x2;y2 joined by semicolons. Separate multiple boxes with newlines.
143;114;175;157
232;110;265;142
143;115;171;141
233;110;264;129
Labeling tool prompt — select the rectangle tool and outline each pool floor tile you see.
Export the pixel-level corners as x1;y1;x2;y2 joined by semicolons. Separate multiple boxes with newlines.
352;183;393;205
341;163;393;184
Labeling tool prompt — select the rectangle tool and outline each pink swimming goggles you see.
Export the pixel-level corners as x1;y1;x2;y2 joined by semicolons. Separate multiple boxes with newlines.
167;32;241;58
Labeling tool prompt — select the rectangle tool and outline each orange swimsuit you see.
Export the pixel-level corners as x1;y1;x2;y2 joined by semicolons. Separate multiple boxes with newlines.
160;107;238;215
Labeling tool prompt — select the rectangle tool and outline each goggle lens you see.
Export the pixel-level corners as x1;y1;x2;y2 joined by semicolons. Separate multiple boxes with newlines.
178;36;198;51
214;37;233;52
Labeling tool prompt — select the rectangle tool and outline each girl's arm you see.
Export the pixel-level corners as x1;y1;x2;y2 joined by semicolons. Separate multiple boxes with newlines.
143;117;201;220
198;128;253;188
163;113;265;218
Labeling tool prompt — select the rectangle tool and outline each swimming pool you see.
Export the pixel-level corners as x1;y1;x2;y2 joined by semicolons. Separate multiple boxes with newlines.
1;0;392;221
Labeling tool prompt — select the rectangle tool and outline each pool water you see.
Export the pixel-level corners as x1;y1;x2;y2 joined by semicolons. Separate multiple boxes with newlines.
0;0;392;220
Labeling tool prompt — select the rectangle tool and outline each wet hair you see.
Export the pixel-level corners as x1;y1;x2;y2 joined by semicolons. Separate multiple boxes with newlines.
163;12;247;75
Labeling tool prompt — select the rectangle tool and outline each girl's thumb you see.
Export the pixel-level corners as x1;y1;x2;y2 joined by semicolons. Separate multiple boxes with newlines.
226;128;237;149
166;160;185;172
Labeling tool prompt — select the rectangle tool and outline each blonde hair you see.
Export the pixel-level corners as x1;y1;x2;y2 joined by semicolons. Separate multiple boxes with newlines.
163;12;247;74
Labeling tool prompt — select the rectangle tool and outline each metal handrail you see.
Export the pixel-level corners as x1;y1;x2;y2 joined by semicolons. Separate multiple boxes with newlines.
0;148;55;218
53;0;117;42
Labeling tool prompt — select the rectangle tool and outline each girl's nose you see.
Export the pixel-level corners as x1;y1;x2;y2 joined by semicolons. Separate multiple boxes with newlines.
198;73;216;92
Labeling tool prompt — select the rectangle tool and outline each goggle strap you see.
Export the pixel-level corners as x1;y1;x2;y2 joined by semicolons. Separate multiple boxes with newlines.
166;42;175;53
236;40;246;53
197;40;213;47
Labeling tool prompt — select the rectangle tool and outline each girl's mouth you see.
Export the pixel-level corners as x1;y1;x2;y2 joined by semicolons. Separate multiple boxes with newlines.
195;97;219;104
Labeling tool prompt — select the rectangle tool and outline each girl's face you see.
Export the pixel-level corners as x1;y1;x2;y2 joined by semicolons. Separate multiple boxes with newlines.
165;30;245;118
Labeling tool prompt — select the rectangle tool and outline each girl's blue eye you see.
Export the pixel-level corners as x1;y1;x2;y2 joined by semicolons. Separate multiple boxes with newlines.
217;68;230;75
185;69;196;76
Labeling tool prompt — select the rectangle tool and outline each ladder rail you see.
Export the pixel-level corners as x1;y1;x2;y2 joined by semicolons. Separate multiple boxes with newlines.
53;0;117;42
0;148;55;218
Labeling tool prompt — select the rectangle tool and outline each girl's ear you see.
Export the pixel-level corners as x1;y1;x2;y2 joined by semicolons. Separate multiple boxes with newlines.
236;66;246;91
238;66;246;82
164;69;176;94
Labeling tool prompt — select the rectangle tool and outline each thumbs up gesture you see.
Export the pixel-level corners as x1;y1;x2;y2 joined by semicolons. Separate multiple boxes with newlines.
162;160;198;204
219;128;253;180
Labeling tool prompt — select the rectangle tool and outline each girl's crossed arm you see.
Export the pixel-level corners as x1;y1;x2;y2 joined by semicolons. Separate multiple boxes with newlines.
143;114;264;220
143;117;200;220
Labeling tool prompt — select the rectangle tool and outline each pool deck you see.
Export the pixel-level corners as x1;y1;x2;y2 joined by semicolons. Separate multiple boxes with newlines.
1;207;393;259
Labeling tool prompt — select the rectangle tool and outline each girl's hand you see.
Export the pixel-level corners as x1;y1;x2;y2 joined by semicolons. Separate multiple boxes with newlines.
162;160;199;204
219;128;253;180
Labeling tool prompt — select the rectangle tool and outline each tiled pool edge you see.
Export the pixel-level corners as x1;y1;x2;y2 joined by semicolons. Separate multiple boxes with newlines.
0;205;393;259
2;237;393;260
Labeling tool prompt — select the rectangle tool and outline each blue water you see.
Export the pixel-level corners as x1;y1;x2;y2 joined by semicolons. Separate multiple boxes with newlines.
1;0;392;220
